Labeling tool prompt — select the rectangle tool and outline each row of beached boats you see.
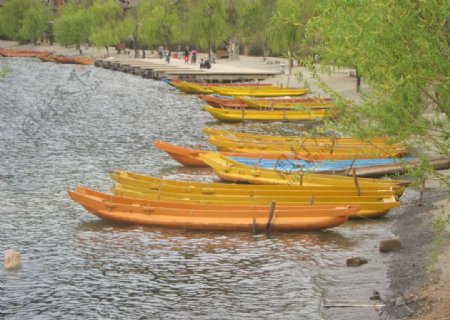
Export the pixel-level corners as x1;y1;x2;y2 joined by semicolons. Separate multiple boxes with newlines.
69;151;405;231
0;48;94;65
69;122;410;231
170;80;339;121
0;53;411;231
152;127;409;167
69;80;412;231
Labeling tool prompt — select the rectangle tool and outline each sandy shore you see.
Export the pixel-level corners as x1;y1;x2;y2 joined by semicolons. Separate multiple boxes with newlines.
1;40;449;318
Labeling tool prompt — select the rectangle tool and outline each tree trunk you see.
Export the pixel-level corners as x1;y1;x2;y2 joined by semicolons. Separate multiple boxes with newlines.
356;68;361;92
289;58;294;75
208;38;211;62
229;36;239;60
263;38;268;61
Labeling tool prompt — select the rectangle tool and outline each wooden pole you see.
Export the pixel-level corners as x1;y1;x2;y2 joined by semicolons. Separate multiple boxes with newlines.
352;168;361;196
330;136;336;155
346;159;357;176
418;178;426;206
266;201;276;232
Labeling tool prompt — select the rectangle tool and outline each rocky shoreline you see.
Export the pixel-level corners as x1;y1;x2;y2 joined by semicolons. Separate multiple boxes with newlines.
385;182;449;319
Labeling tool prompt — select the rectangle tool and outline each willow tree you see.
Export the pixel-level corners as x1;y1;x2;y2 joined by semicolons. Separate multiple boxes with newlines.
88;0;126;56
118;0;150;57
0;0;49;42
139;0;182;50
238;0;275;59
54;3;91;54
188;0;229;61
269;0;316;73
308;0;449;185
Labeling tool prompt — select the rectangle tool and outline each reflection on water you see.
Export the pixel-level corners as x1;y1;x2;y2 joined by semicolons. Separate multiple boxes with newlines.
0;58;398;319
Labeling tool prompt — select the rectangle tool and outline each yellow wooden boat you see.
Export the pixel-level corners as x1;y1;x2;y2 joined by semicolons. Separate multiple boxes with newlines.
239;97;335;109
110;171;397;197
171;81;215;94
172;81;278;95
203;127;399;145
204;105;329;122
199;153;408;195
210;87;310;97
111;184;399;219
70;186;356;231
110;171;400;218
206;134;407;157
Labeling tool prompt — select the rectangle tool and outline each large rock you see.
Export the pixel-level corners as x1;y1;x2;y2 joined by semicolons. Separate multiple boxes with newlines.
346;256;368;267
4;249;21;270
379;236;402;252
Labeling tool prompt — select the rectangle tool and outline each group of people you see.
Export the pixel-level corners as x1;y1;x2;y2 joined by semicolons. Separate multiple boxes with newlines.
183;48;198;64
158;46;171;64
156;45;211;69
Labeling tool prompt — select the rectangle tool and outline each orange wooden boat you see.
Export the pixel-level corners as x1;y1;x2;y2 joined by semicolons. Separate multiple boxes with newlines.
0;49;53;58
52;56;95;65
198;95;247;108
38;55;56;62
69;186;357;231
153;140;316;167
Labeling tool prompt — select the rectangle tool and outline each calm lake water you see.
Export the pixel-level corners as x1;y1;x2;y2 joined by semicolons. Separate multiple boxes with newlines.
0;58;413;319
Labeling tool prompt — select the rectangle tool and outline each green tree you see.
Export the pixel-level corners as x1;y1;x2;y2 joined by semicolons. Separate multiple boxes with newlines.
188;0;229;61
54;3;91;54
19;2;50;43
238;0;275;59
307;0;449;185
139;0;182;49
88;0;126;55
269;0;316;73
0;0;49;42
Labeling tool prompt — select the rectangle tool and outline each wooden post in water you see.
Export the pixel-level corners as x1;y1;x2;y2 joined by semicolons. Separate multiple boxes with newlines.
352;168;361;196
252;217;257;233
266;201;277;233
418;178;426;206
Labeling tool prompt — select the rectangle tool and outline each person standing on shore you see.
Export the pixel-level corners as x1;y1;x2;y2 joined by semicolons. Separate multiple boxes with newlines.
184;48;189;64
166;49;171;64
191;48;197;64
